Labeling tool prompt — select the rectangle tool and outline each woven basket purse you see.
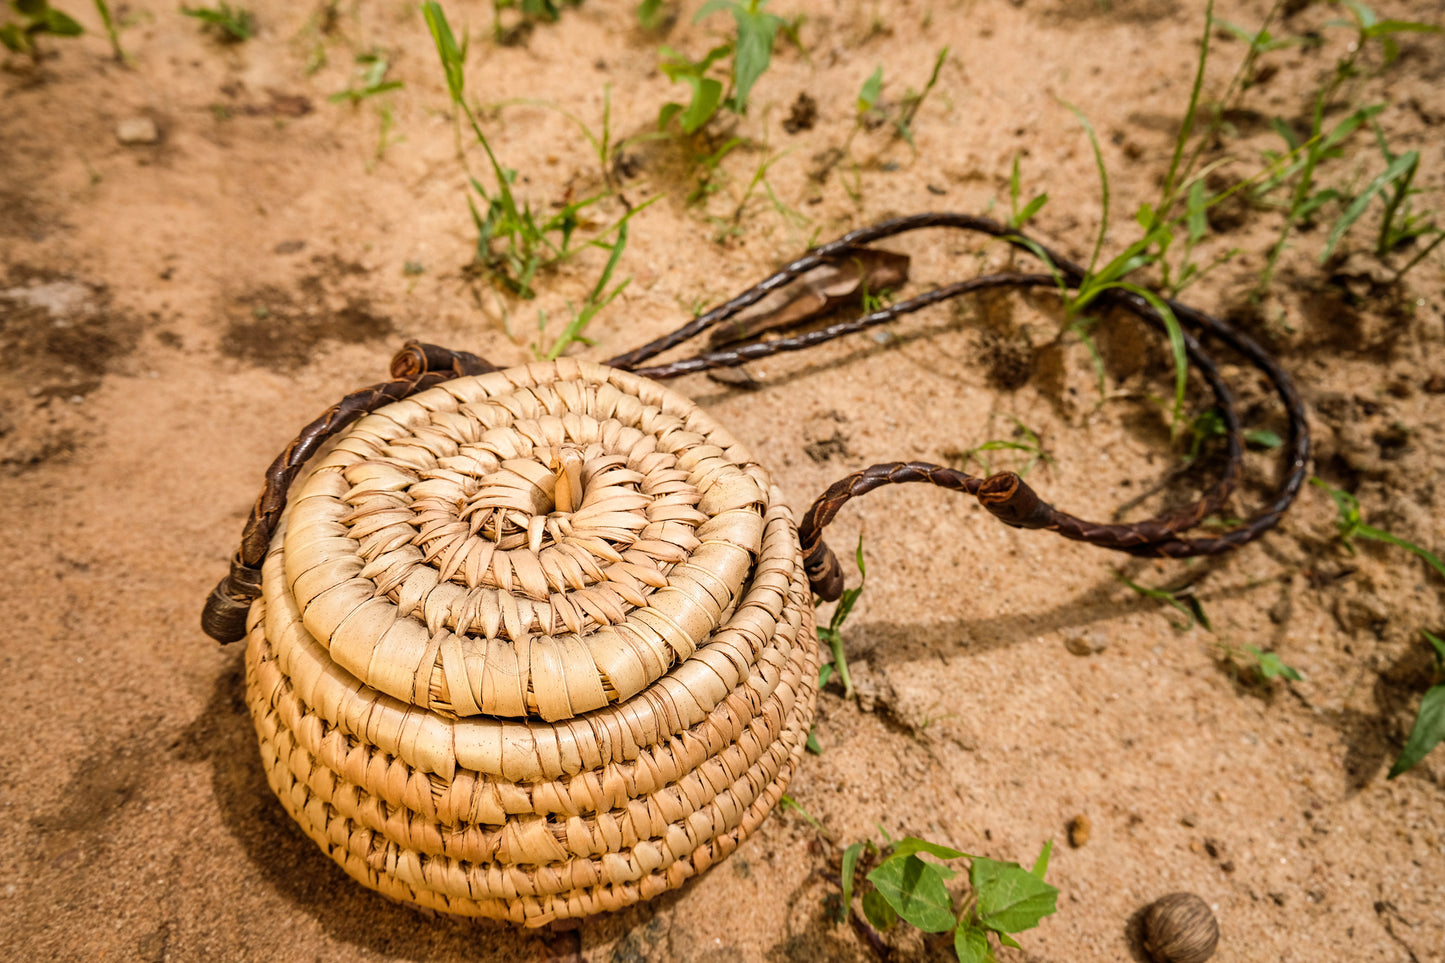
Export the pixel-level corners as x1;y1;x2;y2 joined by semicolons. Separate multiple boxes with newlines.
205;213;1310;929
236;357;815;925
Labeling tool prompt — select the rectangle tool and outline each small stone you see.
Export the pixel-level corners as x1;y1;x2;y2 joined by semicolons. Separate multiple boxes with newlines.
1067;814;1091;848
1180;812;1200;828
116;117;159;145
1064;631;1108;656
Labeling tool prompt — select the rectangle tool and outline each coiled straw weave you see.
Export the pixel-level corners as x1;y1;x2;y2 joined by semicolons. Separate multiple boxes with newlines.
243;358;817;925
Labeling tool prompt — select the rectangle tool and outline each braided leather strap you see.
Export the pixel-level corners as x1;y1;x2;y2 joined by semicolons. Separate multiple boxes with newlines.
200;342;495;643
604;213;1309;600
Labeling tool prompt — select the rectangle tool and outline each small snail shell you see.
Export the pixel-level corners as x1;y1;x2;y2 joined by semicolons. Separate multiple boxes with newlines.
1142;892;1219;963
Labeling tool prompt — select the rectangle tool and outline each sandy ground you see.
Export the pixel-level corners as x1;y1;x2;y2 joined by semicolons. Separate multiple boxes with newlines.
3;0;1444;960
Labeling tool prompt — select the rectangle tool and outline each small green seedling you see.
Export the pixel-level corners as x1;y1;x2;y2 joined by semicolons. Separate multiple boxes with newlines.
779;794;828;834
489;0;580;44
1006;154;1048;230
657;0;783;135
956;418;1052;478
1116;571;1211;632
840;834;1058;963
1241;644;1303;681
329;50;404;104
1;0;82;59
635;0;670;31
1251;3;1440;293
1312;479;1445;776
93;0;126;61
1312;478;1445;582
1319;121;1443;275
181;2;254;42
816;536;865;701
425;2;650;300
1182;408;1282;464
1388;630;1445;778
854;46;948;150
533;221;633;361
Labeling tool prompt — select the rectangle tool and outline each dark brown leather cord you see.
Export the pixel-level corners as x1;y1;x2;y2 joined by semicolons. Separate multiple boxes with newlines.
202;213;1310;633
602;213;1309;600
200;341;496;643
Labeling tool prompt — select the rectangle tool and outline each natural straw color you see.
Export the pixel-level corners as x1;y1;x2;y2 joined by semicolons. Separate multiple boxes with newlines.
244;359;818;925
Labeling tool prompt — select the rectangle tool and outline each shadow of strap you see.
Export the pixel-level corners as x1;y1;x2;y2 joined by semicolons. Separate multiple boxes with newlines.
200;341;497;644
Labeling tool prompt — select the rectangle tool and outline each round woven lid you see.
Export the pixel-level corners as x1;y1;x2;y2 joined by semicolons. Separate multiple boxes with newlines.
244;359;818;923
281;358;774;722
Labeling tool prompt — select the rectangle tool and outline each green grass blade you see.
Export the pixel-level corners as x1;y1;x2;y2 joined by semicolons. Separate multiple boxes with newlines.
1320;150;1419;262
1387;684;1445;778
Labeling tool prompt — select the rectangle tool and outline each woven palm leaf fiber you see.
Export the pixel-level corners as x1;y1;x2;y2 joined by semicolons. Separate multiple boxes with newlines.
204;213;1310;929
242;358;814;925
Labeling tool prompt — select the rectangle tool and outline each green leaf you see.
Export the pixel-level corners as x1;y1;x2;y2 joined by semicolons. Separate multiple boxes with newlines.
861;888;898;930
1244;645;1303;681
891;837;967;863
423;2;467;104
636;0;668;30
1030;839;1053;879
41;6;83;36
1388;684;1445;777
1321;150;1419;261
954;921;993;963
1426;630;1445;667
1015;193;1048;228
0;22;28;52
679;75;724;133
1363;19;1443;38
858;66;883;114
839;842;864;921
714;0;783;114
657;101;683;131
970;857;1059;935
1246;429;1283;449
867;855;958;933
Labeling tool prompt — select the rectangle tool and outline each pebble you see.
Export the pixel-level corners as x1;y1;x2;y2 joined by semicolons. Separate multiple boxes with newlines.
1065;631;1109;656
1068;814;1092;847
116;117;159;145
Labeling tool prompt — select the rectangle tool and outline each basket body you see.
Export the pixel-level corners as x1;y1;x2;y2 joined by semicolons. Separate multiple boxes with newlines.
243;359;818;925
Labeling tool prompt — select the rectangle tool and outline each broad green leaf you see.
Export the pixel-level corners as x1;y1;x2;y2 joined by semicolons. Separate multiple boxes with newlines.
970;857;1059;935
954;921;993;963
0;23;27;52
657;101;684;131
867;854;958;933
679;75;725;133
1030;839;1053;879
861;887;897;930
858;66;883;114
697;0;781;113
42;6;83;35
891;836;967;864
1388;684;1445;778
839;842;864;921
